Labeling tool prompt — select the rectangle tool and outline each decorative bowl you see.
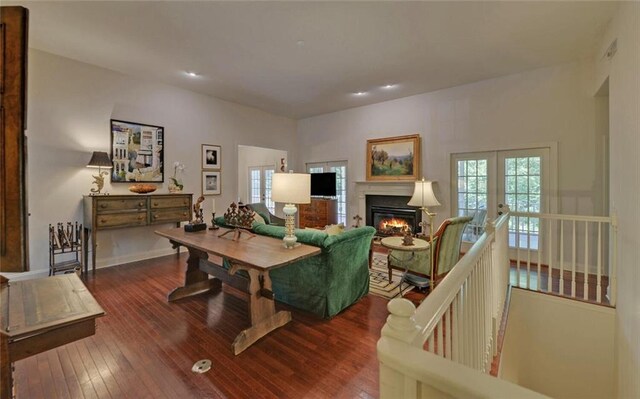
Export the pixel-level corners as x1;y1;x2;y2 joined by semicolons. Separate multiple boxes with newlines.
129;184;157;194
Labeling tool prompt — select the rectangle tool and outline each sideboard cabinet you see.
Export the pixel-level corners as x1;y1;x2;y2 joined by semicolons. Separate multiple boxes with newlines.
298;198;338;228
83;193;192;272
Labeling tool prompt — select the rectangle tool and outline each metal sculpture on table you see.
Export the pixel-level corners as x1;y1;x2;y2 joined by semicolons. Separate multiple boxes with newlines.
219;202;255;241
184;196;207;232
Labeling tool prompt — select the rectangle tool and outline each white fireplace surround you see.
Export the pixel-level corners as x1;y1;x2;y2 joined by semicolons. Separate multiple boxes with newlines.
354;181;416;226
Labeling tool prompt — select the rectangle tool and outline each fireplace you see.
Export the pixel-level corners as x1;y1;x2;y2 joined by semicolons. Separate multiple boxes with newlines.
366;195;421;236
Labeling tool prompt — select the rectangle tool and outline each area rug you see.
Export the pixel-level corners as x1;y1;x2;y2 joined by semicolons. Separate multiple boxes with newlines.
369;253;415;299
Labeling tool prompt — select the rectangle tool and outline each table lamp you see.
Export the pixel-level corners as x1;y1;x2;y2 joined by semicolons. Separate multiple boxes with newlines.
272;171;311;248
408;178;441;289
86;151;113;195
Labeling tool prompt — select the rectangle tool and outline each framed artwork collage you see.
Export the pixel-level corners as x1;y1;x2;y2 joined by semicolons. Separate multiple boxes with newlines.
201;144;221;195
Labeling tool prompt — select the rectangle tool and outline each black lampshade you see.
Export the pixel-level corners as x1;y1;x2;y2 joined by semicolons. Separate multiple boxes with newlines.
86;151;113;168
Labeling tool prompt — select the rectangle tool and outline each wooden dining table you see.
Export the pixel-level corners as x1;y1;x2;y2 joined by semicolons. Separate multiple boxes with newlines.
155;226;321;355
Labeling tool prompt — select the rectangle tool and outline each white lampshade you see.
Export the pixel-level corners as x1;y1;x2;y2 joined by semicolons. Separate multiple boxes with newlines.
408;179;441;208
272;172;311;204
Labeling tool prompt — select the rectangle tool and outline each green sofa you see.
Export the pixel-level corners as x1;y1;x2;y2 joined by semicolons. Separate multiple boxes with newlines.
215;216;375;318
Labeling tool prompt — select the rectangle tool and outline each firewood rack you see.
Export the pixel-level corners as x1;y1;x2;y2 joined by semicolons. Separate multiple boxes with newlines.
49;222;83;276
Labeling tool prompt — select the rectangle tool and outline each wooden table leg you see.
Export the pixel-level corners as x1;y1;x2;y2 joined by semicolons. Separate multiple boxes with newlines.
232;268;291;355
167;245;221;302
82;227;89;276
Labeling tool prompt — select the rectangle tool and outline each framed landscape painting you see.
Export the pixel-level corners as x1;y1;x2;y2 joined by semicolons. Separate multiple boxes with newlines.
110;119;164;182
202;171;221;195
366;134;421;181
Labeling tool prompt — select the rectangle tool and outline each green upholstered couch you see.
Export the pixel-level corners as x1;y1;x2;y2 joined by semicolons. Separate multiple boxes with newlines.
215;216;376;318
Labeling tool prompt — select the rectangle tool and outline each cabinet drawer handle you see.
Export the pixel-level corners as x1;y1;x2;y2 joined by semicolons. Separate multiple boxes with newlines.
153;214;159;219
100;203;108;209
183;200;188;205
100;219;107;223
153;202;158;206
138;216;144;221
138;202;144;207
183;212;187;216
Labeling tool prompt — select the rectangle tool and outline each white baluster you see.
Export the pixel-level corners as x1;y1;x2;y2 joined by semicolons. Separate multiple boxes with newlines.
609;214;618;307
445;303;452;360
526;219;531;289
583;221;589;300
437;318;444;357
597;222;602;303
548;219;553;294
560;220;564;295
537;220;542;292
571;220;576;298
452;294;459;363
464;279;471;367
516;215;521;287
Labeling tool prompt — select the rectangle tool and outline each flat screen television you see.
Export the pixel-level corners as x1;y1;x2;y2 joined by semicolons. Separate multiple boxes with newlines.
310;172;337;197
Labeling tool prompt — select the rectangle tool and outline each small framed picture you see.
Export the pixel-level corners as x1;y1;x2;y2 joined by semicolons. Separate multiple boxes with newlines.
202;171;221;195
202;144;221;169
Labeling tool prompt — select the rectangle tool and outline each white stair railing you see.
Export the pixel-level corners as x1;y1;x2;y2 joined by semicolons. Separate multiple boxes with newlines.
378;212;547;398
509;210;617;306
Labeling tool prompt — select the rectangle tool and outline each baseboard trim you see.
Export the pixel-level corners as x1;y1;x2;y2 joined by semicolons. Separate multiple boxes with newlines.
95;247;187;269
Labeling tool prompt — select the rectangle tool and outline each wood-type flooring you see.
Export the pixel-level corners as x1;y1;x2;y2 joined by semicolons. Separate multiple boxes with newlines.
11;249;610;398
13;253;388;399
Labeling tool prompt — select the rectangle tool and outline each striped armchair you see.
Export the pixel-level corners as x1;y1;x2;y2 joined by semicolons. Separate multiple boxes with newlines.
388;216;472;287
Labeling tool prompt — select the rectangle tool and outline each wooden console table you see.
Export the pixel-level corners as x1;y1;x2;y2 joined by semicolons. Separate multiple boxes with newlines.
155;227;320;355
83;193;192;273
0;274;105;397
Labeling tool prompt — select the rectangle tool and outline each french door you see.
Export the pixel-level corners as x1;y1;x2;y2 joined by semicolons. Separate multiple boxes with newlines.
452;147;550;251
306;161;348;225
248;166;275;213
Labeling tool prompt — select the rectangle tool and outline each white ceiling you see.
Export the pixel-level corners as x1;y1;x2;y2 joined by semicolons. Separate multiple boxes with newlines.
12;1;617;119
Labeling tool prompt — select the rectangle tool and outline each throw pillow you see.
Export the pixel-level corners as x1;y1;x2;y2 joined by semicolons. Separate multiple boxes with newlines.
325;224;345;236
253;212;266;225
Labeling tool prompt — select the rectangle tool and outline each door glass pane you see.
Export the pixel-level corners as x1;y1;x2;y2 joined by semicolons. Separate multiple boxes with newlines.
505;156;541;250
329;165;347;226
455;158;489;242
249;169;261;204
264;169;275;213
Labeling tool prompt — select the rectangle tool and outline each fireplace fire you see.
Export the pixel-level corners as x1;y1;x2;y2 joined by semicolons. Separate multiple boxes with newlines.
365;194;421;237
370;204;419;237
378;217;411;236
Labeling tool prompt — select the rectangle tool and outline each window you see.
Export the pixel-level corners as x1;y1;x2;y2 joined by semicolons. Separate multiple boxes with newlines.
306;161;348;225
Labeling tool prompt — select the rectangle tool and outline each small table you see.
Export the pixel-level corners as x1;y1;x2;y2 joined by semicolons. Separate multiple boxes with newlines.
155;227;321;355
380;236;430;296
1;274;105;394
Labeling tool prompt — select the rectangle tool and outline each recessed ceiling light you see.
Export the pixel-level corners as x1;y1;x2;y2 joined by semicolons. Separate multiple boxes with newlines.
185;71;199;77
353;91;367;96
296;40;305;47
382;84;397;89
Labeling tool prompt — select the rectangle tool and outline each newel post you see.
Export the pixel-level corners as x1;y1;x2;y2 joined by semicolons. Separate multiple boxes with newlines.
381;298;420;344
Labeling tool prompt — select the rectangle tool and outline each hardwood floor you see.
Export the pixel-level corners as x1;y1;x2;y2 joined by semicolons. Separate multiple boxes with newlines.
14;253;388;398
12;250;610;398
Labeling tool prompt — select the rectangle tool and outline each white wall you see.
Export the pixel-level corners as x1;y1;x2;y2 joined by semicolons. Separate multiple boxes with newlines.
237;145;288;205
500;288;615;399
594;3;640;398
297;61;604;228
25;49;296;274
